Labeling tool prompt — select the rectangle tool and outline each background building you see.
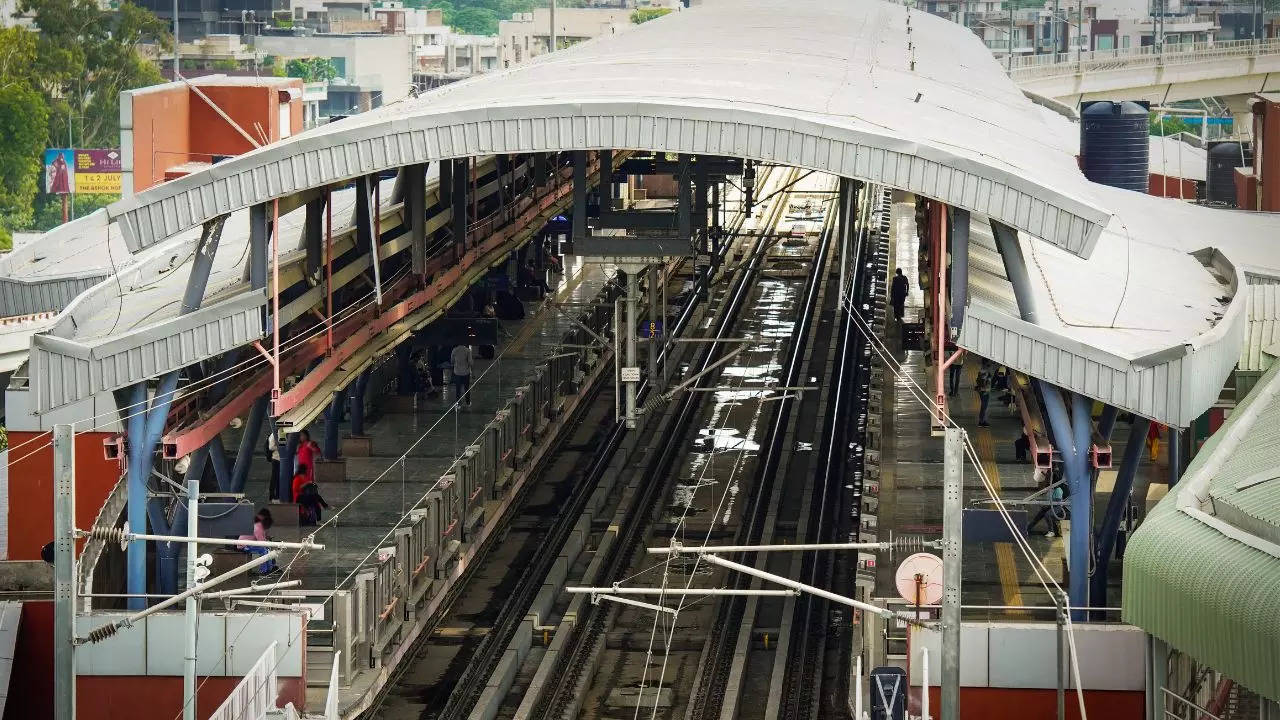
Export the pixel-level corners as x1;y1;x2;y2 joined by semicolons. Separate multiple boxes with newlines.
253;32;413;115
498;7;637;67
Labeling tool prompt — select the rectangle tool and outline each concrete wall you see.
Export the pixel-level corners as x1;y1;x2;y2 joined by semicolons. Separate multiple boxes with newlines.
6;430;120;561
253;34;412;104
122;77;304;195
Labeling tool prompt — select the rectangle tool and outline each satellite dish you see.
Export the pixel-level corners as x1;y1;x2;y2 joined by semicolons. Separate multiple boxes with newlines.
894;552;944;606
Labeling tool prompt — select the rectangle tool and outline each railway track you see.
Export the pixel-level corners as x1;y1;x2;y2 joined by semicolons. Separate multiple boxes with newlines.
527;167;808;720
369;166;777;720
773;183;885;720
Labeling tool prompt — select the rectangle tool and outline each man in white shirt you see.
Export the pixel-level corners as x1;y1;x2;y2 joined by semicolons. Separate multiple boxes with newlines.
450;344;474;407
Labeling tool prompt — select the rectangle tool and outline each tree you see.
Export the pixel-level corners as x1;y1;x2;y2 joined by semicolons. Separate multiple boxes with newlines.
1149;112;1190;137
0;28;50;248
631;7;672;24
18;0;169;148
286;57;340;83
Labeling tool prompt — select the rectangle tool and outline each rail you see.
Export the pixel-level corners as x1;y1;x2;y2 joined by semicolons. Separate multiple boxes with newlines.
1007;38;1280;82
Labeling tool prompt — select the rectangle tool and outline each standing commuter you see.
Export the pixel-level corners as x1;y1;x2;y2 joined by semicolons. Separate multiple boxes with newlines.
451;343;474;407
890;269;909;322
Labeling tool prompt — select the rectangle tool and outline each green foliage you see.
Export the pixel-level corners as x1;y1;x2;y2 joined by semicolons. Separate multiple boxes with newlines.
414;0;584;35
19;0;169;148
1149;113;1190;137
285;56;340;82
630;7;671;24
0;28;50;241
212;58;239;71
31;193;120;231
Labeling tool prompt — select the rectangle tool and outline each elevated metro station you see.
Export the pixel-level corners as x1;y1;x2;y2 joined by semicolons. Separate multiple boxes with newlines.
2;1;1278;719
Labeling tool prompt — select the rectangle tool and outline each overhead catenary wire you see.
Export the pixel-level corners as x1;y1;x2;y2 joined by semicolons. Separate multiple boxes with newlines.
839;290;1088;719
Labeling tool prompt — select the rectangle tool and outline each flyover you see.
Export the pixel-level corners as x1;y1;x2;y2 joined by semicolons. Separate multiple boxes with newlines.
1010;38;1280;108
5;0;1280;712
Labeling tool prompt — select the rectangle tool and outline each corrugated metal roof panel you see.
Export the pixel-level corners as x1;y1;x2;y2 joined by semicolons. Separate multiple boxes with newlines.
1124;363;1280;702
1240;283;1280;372
31;291;265;414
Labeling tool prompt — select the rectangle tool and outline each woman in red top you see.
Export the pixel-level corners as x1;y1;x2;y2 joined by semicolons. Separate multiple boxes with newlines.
295;429;320;482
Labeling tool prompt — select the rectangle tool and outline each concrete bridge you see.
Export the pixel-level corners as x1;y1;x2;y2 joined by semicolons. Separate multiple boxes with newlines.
1011;38;1280;110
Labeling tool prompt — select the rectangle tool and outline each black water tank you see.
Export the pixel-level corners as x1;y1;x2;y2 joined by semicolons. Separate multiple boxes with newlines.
1080;101;1150;192
1207;141;1252;205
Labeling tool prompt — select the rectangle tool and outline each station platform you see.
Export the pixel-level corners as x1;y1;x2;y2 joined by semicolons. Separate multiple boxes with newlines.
237;257;615;591
874;193;1165;618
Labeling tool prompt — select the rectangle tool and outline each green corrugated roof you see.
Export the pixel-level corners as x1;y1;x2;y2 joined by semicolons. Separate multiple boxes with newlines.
1123;363;1280;703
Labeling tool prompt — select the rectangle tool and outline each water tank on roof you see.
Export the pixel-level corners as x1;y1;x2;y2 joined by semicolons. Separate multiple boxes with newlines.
1206;141;1252;206
1080;101;1150;193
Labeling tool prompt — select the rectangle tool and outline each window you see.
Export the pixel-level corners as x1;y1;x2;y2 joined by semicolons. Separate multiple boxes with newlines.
1096;35;1114;49
1121;35;1130;47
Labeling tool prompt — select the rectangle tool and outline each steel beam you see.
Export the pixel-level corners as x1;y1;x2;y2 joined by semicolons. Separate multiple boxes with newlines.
304;195;324;278
249;203;268;292
324;391;343;459
230;395;269;492
1037;381;1091;618
452;158;468;259
406;163;428;275
950;208;970;333
990;220;1037;323
572;151;588;242
1091;416;1149;611
279;431;299;501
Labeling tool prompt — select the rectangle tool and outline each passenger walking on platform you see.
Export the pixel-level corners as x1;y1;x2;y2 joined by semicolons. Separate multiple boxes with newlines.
296;477;330;527
520;259;551;295
451;343;474;407
1147;421;1163;461
1029;481;1063;538
1014;432;1030;463
890;269;909;321
291;464;312;505
975;360;992;427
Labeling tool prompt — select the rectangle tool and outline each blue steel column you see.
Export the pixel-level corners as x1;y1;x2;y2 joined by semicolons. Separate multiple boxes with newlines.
324;391;344;459
207;435;230;490
124;383;149;609
230;395;268;492
1092;416;1150;611
350;371;370;436
279;432;299;501
1168;428;1183;485
1036;381;1092;619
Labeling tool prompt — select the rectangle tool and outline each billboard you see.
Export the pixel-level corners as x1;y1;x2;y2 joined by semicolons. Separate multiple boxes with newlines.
44;149;73;195
43;148;123;195
74;149;122;193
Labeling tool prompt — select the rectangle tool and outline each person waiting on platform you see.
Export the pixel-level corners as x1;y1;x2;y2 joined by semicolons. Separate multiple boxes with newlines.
1028;479;1064;538
413;350;439;398
519;259;551;296
890;268;909;322
296;429;320;479
1014;431;1030;463
975;360;992;427
450;343;474;407
238;508;278;574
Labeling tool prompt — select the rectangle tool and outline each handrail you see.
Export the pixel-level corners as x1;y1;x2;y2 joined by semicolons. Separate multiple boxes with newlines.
1007;38;1280;82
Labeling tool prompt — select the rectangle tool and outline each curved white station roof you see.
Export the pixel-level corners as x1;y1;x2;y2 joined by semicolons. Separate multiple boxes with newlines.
7;0;1280;428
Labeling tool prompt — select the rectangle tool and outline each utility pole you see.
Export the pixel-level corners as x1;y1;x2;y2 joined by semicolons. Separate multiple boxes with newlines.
53;424;76;720
1053;0;1060;62
1008;3;1015;71
549;0;557;54
625;271;639;428
941;427;963;720
183;478;200;720
1077;0;1083;67
173;0;180;79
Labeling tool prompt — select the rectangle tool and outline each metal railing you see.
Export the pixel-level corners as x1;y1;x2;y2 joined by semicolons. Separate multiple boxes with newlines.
1008;37;1280;82
208;641;278;720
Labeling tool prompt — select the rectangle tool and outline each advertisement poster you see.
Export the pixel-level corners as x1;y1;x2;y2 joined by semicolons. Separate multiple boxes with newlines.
43;148;73;195
73;149;122;193
43;148;123;194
